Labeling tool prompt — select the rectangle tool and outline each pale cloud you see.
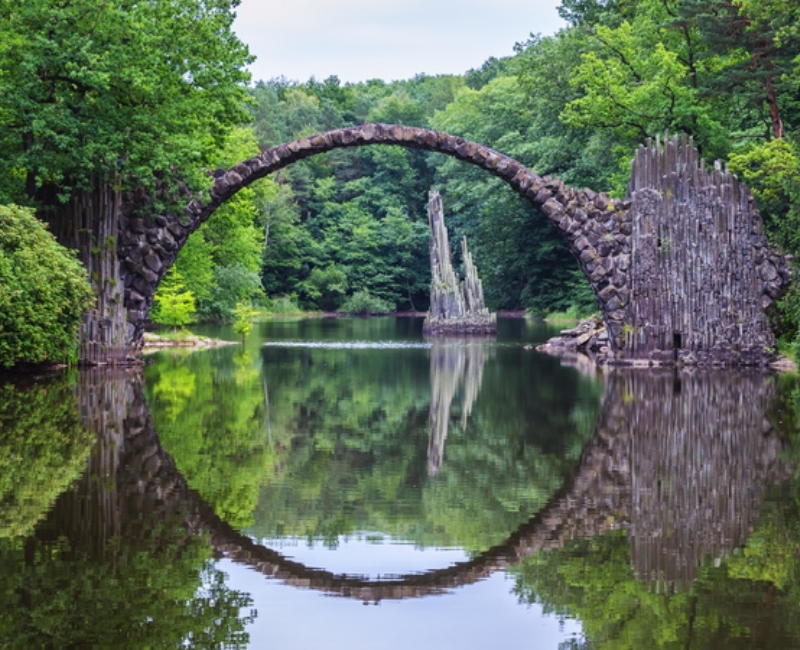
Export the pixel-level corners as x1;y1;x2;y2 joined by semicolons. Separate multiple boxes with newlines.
233;0;565;83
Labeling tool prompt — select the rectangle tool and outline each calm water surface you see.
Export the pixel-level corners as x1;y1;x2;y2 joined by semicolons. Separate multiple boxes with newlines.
2;316;800;649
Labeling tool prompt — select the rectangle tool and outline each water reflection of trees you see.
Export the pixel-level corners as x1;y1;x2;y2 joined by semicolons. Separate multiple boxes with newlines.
242;343;598;549
0;370;253;647
5;360;799;642
0;374;93;539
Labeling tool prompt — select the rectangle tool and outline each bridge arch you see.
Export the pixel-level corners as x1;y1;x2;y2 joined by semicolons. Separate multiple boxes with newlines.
119;123;630;352
120;126;788;366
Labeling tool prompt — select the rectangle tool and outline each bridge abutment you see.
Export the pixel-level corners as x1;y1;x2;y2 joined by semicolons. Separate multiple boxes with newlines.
620;135;790;366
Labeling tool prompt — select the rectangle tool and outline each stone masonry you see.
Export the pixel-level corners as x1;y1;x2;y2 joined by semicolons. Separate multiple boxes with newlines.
117;125;790;366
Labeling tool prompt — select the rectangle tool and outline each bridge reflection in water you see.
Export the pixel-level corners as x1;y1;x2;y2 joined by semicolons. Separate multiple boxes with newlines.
45;367;787;602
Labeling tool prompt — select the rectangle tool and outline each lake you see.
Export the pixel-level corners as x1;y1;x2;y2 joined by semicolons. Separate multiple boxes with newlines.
2;316;800;649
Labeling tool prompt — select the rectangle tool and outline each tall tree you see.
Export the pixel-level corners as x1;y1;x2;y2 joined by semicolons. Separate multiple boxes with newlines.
0;0;252;361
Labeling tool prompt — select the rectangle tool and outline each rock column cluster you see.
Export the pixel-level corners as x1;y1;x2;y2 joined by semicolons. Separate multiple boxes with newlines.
423;189;496;334
625;134;790;366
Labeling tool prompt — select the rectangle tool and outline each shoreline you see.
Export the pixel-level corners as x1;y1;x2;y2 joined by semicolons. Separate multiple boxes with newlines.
142;332;237;350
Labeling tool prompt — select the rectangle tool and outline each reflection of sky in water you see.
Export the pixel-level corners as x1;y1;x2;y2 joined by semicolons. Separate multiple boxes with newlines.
252;534;470;578
222;548;583;649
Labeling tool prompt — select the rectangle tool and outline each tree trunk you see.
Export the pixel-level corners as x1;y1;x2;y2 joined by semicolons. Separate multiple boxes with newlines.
40;181;132;365
765;75;784;140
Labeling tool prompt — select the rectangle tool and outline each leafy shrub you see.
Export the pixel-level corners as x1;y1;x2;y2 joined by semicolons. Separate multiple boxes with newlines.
0;205;94;367
266;294;302;314
206;263;265;320
339;290;393;315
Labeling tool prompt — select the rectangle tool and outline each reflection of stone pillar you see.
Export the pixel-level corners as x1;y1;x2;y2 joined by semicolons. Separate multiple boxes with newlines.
424;189;496;335
427;340;488;475
616;371;783;591
53;369;131;555
47;369;191;557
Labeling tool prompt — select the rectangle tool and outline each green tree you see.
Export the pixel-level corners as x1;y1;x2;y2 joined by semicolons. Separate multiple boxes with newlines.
210;263;265;320
152;269;196;333
0;204;94;367
232;301;257;344
0;0;252;357
299;264;349;311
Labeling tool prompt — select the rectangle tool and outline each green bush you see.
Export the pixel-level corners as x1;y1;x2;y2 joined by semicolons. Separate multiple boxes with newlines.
0;205;94;367
339;290;393;315
266;294;302;314
206;263;265;320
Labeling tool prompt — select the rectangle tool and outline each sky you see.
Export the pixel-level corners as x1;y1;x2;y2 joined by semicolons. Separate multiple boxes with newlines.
232;0;566;85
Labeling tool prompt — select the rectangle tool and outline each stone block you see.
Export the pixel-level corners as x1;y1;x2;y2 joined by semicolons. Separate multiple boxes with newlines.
144;252;162;273
579;247;597;265
541;198;563;219
533;188;552;205
573;235;590;252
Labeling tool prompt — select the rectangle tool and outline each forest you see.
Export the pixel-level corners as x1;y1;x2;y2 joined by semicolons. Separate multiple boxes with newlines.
2;0;800;362
162;0;800;343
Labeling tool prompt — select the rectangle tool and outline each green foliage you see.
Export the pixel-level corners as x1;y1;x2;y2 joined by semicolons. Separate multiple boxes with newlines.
248;78;438;312
299;264;349;311
151;269;196;332
266;294;303;314
0;377;93;538
232;301;257;343
0;0;252;204
339;290;393;315
0;204;94;367
210;264;265;320
728;139;800;253
0;534;252;646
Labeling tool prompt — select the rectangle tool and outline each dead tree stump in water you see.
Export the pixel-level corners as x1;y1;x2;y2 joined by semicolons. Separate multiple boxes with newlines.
423;190;496;335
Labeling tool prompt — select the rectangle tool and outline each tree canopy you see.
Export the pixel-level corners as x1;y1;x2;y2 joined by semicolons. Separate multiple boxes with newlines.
0;0;253;204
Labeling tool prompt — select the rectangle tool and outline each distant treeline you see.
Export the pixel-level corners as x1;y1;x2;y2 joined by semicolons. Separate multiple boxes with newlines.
167;0;800;333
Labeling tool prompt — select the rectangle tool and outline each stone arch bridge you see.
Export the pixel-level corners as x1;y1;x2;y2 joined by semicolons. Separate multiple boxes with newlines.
117;125;790;366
